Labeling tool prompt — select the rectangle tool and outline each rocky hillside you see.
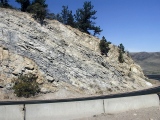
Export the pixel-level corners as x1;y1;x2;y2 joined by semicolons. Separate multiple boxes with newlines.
131;52;160;75
0;8;152;99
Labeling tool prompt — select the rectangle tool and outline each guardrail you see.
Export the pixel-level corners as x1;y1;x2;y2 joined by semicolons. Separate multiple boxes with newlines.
0;86;160;105
0;86;160;120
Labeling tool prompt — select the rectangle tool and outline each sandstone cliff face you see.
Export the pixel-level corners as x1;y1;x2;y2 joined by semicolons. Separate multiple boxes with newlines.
0;8;152;98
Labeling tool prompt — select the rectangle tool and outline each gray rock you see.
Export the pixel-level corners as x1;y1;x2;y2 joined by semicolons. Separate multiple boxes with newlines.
46;75;54;82
40;87;49;94
0;8;151;95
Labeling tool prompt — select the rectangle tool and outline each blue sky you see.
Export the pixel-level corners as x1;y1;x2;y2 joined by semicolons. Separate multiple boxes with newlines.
9;0;160;52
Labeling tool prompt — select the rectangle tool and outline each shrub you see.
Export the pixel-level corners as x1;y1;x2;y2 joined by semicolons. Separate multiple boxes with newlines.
13;73;40;98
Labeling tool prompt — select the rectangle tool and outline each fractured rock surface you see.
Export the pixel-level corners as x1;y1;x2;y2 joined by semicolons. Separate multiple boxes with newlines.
0;8;152;98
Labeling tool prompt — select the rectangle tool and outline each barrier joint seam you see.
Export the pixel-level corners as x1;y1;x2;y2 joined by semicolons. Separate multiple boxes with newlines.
23;104;26;120
103;100;105;113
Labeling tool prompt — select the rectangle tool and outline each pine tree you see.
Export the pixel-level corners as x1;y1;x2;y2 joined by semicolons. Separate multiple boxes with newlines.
27;2;47;25
118;43;125;53
26;0;48;25
53;13;63;23
99;36;111;56
60;6;75;27
67;11;75;27
46;13;55;20
0;0;10;8
15;0;30;12
32;0;47;8
74;1;102;35
118;51;124;63
118;43;125;63
61;6;69;24
0;0;4;5
93;26;102;36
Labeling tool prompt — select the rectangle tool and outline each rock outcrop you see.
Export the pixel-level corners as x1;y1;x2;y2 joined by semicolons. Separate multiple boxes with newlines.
0;8;152;99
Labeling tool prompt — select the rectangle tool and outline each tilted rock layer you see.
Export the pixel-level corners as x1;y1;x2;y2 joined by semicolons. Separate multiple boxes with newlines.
0;8;152;97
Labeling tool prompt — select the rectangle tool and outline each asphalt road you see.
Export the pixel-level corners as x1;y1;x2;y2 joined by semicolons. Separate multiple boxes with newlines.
0;86;159;105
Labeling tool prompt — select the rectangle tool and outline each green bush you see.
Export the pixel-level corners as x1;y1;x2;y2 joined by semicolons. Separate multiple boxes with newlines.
13;73;40;98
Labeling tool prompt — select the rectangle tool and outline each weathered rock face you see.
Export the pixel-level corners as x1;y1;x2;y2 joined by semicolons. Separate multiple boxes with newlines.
0;8;152;97
0;46;45;87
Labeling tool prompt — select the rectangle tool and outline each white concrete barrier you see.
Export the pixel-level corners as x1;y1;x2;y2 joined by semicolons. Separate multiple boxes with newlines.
0;105;24;120
26;99;104;120
0;94;159;120
104;94;159;114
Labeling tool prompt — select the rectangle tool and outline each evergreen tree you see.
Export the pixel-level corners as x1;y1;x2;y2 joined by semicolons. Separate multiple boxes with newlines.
27;0;48;25
93;26;102;36
118;43;125;53
15;0;30;12
66;10;75;27
32;0;47;7
61;6;69;24
74;1;102;35
118;43;125;63
46;12;69;23
118;51;124;63
45;12;62;21
99;36;111;56
54;13;63;23
60;6;75;27
27;2;47;25
0;0;11;8
45;13;54;20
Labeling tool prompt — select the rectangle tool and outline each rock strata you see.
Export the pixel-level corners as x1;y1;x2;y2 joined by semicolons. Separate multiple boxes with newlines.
0;8;152;98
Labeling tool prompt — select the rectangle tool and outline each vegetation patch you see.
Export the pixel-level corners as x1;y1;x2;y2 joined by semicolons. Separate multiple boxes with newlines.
13;73;40;98
118;43;125;63
99;36;111;56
